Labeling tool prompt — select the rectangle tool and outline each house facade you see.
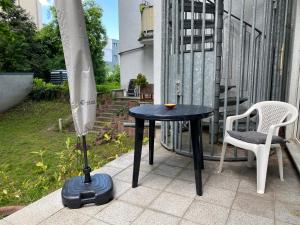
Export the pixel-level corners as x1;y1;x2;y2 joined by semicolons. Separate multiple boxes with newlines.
104;38;120;69
118;0;155;91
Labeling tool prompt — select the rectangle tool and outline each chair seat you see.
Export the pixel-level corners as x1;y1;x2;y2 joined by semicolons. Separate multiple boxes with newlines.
227;131;285;144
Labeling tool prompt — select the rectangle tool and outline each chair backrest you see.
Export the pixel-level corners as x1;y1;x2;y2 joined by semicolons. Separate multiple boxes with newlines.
252;101;298;135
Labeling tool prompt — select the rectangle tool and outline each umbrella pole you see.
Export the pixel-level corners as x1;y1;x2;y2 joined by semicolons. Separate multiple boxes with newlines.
82;135;91;183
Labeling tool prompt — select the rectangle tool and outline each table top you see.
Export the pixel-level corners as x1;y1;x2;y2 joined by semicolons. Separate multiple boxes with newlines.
128;104;213;121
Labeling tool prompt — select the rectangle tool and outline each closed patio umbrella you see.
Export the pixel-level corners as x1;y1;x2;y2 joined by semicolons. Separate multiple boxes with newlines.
55;0;113;209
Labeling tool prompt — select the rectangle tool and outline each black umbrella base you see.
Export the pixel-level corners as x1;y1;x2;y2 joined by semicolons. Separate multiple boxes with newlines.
62;173;113;209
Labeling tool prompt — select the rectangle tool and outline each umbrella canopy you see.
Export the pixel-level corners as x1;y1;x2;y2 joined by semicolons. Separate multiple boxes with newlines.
55;0;97;136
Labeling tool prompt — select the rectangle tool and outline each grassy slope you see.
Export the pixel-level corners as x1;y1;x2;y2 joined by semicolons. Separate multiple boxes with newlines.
0;100;133;206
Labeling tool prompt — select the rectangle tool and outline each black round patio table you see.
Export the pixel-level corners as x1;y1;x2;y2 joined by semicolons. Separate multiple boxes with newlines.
129;104;213;196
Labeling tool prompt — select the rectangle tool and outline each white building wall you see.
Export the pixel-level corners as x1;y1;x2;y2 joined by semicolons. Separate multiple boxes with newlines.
153;0;162;104
118;0;154;90
16;0;43;29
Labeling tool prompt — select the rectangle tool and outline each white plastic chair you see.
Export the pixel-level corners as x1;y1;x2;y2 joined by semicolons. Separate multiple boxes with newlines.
218;101;298;194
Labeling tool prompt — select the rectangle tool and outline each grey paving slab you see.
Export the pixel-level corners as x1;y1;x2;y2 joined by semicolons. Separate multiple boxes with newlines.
275;201;300;225
238;178;275;201
71;202;110;216
184;200;230;225
195;184;236;208
105;156;133;169
227;209;274;225
92;165;124;177
165;155;192;168
132;209;180;225
152;164;183;178
165;179;197;198
129;160;159;173
112;179;131;198
0;220;12;225
95;201;143;225
275;220;295;225
232;192;274;219
179;219;200;225
275;189;300;205
119;186;160;207
84;218;110;225
206;174;240;192
140;173;173;190
114;166;148;183
39;208;91;225
215;162;244;179
187;160;218;170
5;189;63;225
150;192;193;217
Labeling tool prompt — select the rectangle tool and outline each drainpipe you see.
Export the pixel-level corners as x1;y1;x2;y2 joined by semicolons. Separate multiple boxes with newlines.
213;0;224;143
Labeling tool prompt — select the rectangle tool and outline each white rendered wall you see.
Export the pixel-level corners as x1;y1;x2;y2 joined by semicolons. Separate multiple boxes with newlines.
120;46;153;90
153;0;162;104
118;0;154;90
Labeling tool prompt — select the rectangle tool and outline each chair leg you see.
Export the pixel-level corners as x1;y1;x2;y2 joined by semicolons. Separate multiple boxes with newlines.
256;147;270;194
275;147;284;181
218;142;227;173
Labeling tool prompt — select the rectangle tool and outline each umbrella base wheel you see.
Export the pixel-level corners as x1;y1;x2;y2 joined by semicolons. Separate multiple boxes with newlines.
61;173;113;209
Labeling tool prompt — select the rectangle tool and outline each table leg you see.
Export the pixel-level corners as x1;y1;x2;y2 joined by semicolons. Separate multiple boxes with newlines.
132;118;144;188
190;119;203;196
149;120;155;165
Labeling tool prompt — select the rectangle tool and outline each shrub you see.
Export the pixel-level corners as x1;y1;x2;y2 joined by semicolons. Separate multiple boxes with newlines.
134;73;148;87
30;78;69;100
96;82;120;94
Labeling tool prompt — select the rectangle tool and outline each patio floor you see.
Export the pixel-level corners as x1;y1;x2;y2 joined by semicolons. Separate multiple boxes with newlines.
2;133;300;225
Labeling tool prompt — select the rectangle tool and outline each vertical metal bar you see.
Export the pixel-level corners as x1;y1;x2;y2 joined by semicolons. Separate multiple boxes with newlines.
164;0;171;146
258;0;267;101
223;0;232;137
165;0;170;103
266;1;276;100
174;0;179;150
247;0;257;105
282;0;292;101
201;0;206;106
190;0;195;104
161;0;166;145
235;0;245;132
172;0;176;54
262;0;272;100
210;0;220;155
279;0;289;101
180;0;184;104
272;0;283;100
213;0;223;144
179;0;184;150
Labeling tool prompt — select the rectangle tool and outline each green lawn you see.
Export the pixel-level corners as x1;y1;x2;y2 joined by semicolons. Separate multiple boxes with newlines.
0;100;134;207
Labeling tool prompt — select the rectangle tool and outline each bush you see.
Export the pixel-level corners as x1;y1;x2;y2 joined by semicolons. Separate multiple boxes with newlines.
96;82;120;94
134;73;148;87
30;78;69;100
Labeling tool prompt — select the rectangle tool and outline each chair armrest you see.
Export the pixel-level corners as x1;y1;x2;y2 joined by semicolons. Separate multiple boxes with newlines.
265;117;298;148
225;106;256;131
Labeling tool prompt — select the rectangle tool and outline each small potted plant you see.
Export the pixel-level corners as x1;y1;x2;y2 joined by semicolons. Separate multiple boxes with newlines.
134;73;148;96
